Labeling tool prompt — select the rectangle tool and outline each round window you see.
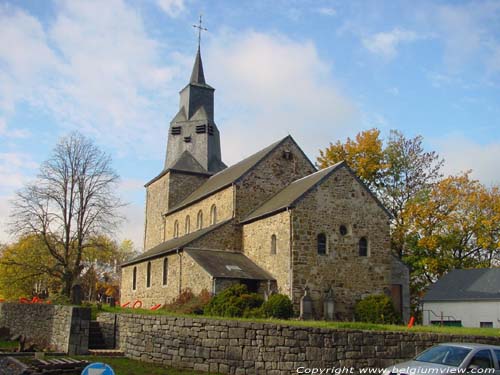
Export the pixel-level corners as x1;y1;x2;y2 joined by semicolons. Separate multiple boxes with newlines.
339;225;348;236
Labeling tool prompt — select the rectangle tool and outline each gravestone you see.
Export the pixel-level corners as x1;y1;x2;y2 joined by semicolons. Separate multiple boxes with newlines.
300;287;313;320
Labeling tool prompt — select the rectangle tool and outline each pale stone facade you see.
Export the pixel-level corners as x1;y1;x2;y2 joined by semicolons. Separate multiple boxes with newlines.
120;48;409;319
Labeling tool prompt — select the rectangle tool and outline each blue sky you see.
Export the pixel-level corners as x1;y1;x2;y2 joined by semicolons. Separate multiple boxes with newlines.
1;0;500;248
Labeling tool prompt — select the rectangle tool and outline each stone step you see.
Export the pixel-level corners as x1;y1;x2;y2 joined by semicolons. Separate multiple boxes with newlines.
88;349;124;357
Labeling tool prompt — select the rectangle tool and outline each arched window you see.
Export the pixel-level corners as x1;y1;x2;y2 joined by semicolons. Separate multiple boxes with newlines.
359;237;368;257
197;210;203;229
210;204;217;225
317;233;327;255
185;216;190;234
173;220;179;238
146;262;152;288
132;266;137;290
163;258;168;286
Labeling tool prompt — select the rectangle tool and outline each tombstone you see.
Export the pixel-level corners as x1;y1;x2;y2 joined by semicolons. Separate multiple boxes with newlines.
300;287;313;320
71;284;83;305
323;288;335;321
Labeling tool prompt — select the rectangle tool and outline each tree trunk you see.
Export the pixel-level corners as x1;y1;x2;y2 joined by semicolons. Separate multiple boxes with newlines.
62;271;73;298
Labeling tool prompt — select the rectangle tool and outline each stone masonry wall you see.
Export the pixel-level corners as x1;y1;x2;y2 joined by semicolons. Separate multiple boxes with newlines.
144;171;209;251
291;166;392;319
235;138;316;221
121;251;212;308
144;172;170;250
164;186;234;241
243;211;292;295
97;312;500;375
0;303;89;354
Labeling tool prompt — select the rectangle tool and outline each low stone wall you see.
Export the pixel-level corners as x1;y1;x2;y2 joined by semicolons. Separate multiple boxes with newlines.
97;312;500;375
0;303;90;354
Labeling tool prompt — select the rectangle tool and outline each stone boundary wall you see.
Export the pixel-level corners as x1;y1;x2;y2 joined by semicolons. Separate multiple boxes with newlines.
0;303;89;354
97;312;500;375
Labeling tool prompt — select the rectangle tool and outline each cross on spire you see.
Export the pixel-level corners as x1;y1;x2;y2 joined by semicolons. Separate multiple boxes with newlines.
193;14;207;50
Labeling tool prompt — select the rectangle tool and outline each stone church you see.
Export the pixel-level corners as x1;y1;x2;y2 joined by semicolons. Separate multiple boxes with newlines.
121;47;409;320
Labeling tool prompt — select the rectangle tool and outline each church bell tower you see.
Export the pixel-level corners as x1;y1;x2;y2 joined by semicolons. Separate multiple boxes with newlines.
164;47;226;174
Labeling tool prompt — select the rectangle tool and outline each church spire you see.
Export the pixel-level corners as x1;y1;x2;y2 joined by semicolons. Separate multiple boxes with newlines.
189;47;206;85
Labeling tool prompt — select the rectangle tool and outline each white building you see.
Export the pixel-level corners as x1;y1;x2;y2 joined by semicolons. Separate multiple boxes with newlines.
422;268;500;328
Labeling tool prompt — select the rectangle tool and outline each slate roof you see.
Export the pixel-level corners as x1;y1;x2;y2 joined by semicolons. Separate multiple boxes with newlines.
121;219;232;267
242;162;345;223
422;268;500;302
185;248;275;280
170;150;208;174
190;47;206;85
167;136;295;215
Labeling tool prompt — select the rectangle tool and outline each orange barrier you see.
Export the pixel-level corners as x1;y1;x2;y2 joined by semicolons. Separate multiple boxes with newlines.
150;304;162;311
31;296;40;303
19;297;30;304
407;316;415;328
132;300;142;309
46;300;51;304
0;299;5;303
121;301;131;308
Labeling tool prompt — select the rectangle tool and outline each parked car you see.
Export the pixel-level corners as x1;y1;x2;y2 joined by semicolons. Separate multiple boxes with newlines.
383;343;500;375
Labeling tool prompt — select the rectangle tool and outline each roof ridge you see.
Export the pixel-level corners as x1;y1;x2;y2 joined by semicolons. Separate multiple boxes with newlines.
166;135;292;215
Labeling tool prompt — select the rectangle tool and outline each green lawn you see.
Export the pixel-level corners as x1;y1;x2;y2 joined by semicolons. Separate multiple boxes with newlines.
0;340;18;350
74;356;217;375
94;304;500;337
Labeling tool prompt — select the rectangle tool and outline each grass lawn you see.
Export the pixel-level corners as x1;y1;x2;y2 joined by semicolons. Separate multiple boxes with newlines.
0;340;18;350
74;356;217;375
93;304;500;337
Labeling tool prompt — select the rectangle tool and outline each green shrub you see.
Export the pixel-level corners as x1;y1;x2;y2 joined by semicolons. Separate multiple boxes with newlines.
354;294;401;324
204;284;264;318
262;294;294;319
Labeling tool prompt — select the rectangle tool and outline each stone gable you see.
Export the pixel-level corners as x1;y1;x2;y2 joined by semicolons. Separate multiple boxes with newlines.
235;137;315;220
290;166;391;319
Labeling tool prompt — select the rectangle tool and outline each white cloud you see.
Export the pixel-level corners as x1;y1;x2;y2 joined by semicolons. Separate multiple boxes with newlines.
434;136;500;186
0;152;38;244
0;1;177;158
317;7;337;17
205;31;358;164
362;28;421;60
156;0;185;18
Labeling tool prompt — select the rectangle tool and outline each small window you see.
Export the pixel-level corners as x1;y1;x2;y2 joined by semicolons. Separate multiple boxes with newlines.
183;136;191;143
210;204;217;225
317;233;327;255
171;126;181;135
173;220;179;238
162;258;168;286
197;210;203;229
185;216;190;234
146;262;152;288
480;322;493;328
339;225;348;236
271;234;277;255
132;267;137;290
359;237;368;256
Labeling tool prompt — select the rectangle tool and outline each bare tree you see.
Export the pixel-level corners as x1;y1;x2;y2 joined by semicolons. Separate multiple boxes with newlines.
10;132;124;298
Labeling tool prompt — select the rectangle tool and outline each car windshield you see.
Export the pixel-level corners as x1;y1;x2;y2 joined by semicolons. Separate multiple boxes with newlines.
415;345;471;367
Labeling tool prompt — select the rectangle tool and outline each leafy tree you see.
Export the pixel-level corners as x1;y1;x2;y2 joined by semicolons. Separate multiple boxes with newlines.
0;235;60;300
317;128;385;190
404;173;500;287
10;132;124;298
380;130;444;257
